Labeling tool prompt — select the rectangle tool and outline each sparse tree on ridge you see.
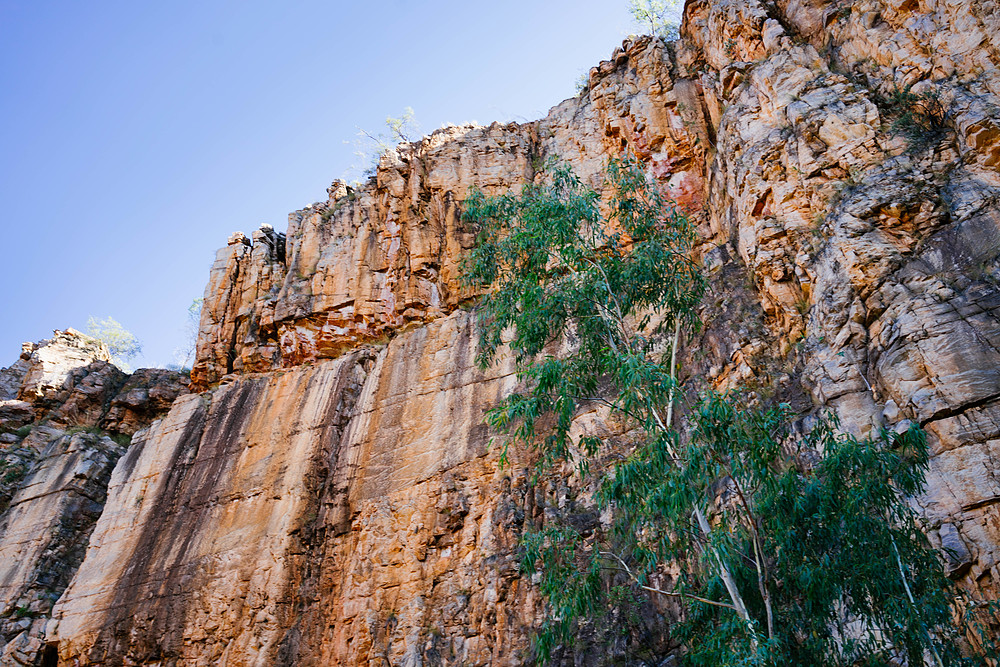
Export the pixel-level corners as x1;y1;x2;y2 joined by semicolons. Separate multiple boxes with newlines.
86;316;142;372
628;0;681;40
347;107;420;181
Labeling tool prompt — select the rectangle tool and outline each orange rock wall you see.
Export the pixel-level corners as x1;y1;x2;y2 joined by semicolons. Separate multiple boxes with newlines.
20;0;1000;664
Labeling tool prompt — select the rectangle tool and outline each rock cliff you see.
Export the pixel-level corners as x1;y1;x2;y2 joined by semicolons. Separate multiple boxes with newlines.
2;0;1000;664
0;331;189;664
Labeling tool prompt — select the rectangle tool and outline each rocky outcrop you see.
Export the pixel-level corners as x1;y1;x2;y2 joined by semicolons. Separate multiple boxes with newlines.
0;331;190;436
189;40;708;390
50;308;652;665
0;432;125;665
9;331;113;404
1;0;999;664
0;331;122;429
678;0;1000;596
49;315;527;664
0;332;189;664
99;368;192;436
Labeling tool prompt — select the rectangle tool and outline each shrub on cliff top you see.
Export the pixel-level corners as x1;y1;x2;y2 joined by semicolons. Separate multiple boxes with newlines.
628;0;681;40
86;315;142;372
461;157;989;665
346;107;420;182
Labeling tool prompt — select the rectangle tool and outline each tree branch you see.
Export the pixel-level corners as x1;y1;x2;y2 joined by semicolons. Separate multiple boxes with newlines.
600;550;737;612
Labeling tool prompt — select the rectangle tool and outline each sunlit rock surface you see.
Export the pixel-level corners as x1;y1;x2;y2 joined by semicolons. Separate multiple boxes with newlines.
0;432;124;665
2;0;1000;663
0;331;189;664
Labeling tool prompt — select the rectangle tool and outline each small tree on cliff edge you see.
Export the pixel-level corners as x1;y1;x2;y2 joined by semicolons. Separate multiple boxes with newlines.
628;0;681;40
461;157;987;665
86;316;142;372
347;107;420;181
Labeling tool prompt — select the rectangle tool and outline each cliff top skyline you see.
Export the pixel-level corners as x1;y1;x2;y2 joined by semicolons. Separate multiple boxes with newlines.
1;0;638;368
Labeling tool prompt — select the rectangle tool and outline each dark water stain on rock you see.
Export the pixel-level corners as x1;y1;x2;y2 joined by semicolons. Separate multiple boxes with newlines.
87;380;266;664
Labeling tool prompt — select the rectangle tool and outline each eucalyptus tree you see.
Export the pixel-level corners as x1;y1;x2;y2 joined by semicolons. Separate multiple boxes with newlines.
461;157;989;665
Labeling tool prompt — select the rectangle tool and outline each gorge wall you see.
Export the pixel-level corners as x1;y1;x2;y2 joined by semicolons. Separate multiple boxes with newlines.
1;0;999;664
0;331;189;664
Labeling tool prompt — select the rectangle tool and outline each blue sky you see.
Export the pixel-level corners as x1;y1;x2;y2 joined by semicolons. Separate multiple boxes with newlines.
1;0;639;368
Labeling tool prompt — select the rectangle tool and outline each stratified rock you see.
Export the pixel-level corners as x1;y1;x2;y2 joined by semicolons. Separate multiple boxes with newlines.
41;361;127;429
13;330;112;404
50;353;377;664
0;329;190;437
0;333;191;665
100;368;190;435
0;425;67;516
0;330;127;432
51;308;663;664
0;401;33;432
0;432;124;665
681;0;1000;597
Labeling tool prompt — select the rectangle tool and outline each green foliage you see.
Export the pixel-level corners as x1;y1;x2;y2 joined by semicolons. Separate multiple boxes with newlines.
462;158;986;665
628;0;681;40
463;156;703;472
347;107;420;181
604;399;972;666
522;524;604;658
86;316;142;372
0;456;31;512
12;605;33;619
384;107;419;144
874;85;947;150
170;297;203;371
1;460;28;486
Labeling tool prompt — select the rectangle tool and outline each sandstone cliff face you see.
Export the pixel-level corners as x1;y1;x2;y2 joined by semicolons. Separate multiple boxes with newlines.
0;431;124;665
51;357;369;665
679;0;1000;593
0;331;189;664
3;0;1000;664
51;312;531;665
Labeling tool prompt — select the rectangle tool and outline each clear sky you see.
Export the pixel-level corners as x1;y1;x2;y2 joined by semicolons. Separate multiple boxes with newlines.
1;0;640;368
